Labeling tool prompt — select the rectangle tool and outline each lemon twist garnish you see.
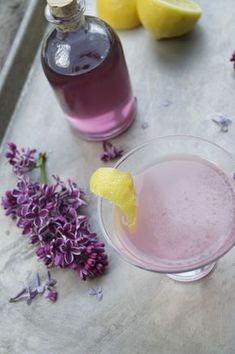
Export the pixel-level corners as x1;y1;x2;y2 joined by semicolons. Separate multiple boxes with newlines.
90;168;137;232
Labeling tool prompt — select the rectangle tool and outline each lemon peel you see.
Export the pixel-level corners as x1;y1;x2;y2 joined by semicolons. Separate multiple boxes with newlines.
90;168;137;232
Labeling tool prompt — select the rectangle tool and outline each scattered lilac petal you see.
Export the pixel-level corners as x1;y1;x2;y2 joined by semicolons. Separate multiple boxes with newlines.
10;271;58;305
100;141;123;162
36;286;44;294
36;273;44;294
230;51;235;69
212;113;232;132
26;287;38;306
9;288;27;303
162;99;172;107
45;271;57;288
46;278;57;287
47;270;51;281
45;289;58;302
89;287;103;301
141;122;149;130
37;273;41;285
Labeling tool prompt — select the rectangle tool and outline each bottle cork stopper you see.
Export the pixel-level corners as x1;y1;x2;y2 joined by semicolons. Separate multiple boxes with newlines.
47;0;78;18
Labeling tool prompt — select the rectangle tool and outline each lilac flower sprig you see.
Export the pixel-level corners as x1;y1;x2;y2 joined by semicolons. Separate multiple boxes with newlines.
100;141;123;162
2;143;108;280
10;271;57;305
230;51;235;69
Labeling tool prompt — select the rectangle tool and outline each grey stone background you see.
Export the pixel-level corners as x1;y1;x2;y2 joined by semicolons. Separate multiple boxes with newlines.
0;0;28;70
1;0;235;354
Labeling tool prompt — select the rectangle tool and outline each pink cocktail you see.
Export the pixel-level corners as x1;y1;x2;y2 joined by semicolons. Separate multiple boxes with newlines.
98;136;235;282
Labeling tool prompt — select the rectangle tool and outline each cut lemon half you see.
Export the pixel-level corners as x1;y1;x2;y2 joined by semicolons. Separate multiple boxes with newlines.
97;0;141;30
137;0;202;39
90;168;137;232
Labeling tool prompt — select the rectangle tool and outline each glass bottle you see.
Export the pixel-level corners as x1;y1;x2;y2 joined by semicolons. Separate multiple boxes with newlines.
41;0;136;141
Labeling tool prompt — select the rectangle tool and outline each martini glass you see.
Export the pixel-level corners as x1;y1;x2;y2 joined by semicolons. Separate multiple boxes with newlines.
98;136;235;282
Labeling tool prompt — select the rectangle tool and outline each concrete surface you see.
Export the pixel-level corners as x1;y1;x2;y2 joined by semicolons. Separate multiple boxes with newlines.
0;0;46;142
1;0;235;353
0;0;27;70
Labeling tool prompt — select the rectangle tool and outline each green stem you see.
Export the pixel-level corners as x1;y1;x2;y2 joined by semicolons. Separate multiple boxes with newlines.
38;153;47;184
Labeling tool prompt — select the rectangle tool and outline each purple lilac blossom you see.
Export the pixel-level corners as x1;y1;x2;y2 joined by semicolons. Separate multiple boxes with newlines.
100;141;123;162
2;144;108;280
5;143;37;175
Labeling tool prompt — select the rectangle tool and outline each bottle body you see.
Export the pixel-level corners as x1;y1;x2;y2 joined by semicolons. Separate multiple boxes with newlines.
41;16;136;140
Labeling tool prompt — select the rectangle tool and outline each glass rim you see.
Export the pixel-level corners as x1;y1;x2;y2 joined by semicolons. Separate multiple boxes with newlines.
98;135;235;274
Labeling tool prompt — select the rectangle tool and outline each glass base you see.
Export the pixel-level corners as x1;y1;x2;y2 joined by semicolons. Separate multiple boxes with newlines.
167;262;216;282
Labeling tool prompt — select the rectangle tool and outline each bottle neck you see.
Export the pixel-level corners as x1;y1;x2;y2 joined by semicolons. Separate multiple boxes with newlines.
45;0;86;33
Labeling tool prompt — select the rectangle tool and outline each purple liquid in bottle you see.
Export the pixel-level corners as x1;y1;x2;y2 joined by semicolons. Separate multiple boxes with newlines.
41;2;136;141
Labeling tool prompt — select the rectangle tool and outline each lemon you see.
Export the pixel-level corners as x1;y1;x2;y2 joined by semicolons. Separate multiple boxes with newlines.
137;0;202;39
90;168;137;232
97;0;141;30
